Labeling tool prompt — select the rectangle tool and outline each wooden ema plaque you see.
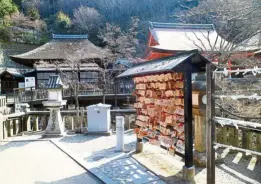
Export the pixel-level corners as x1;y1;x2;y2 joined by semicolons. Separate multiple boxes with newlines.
133;72;185;153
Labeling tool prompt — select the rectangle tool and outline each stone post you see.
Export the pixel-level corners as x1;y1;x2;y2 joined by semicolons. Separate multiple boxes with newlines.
0;114;4;141
25;115;31;131
13;119;19;135
116;116;125;152
33;116;39;131
8;120;13;137
3;120;8;139
71;116;74;130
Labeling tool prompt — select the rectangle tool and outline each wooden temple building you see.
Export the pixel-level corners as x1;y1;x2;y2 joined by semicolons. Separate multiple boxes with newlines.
7;34;134;107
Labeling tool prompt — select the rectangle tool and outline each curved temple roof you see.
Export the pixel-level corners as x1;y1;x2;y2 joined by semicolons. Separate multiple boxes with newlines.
10;34;111;67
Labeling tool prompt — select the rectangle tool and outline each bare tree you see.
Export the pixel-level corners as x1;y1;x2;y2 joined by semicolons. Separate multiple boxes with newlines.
98;17;139;103
176;0;261;121
73;6;103;34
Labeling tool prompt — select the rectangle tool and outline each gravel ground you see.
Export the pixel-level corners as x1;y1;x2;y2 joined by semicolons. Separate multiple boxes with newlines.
133;143;261;184
0;141;102;184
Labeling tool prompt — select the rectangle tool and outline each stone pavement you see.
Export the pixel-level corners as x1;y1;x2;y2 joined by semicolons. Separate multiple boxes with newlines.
0;140;102;184
54;130;166;184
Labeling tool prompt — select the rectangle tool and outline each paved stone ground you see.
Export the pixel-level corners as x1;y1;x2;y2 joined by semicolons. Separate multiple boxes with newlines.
2;131;261;184
133;143;261;184
0;140;102;184
56;131;166;184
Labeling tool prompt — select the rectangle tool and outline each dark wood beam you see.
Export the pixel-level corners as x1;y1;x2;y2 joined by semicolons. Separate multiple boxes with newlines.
206;63;215;184
184;69;193;168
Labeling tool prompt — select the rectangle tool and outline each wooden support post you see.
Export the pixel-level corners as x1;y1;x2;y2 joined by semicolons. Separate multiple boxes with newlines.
183;70;195;182
184;71;193;168
206;63;215;184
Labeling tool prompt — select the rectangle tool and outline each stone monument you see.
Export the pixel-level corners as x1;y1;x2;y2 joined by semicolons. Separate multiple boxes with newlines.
42;75;67;138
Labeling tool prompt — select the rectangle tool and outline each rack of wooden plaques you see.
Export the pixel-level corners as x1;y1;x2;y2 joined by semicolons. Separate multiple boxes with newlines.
133;72;185;154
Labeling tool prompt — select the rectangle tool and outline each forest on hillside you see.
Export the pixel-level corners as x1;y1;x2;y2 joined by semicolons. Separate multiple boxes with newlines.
0;0;260;58
0;0;198;54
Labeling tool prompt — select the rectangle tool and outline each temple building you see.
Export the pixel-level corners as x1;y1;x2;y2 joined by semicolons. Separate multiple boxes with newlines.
143;22;261;62
10;34;110;88
7;34;134;107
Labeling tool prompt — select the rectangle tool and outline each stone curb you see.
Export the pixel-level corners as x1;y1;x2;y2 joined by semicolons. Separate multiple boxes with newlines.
50;140;116;184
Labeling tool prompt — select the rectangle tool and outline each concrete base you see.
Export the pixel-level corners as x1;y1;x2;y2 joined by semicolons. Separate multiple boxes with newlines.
194;151;207;167
183;166;195;182
194;151;224;167
136;142;143;153
42;132;65;138
86;131;112;136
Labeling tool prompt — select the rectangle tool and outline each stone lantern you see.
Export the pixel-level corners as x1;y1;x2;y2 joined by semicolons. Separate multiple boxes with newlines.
42;75;67;137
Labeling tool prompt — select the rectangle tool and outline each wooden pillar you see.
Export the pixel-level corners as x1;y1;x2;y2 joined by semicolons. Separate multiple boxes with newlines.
184;70;193;168
194;115;206;152
206;63;215;184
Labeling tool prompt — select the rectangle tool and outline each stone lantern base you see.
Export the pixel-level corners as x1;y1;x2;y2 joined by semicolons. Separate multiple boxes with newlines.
42;100;66;138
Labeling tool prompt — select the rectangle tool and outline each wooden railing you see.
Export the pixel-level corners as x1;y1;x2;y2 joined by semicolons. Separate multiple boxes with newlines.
6;82;134;104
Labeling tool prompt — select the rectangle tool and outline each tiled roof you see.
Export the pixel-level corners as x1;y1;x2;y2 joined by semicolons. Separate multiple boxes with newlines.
148;22;229;52
52;34;88;39
149;22;214;30
46;75;64;89
117;51;210;78
10;35;111;67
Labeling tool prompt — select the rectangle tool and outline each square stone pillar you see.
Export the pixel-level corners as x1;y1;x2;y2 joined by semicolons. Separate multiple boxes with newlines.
25;116;31;131
13;119;19;135
3;120;8;139
0;116;3;141
33;116;39;131
8;120;13;137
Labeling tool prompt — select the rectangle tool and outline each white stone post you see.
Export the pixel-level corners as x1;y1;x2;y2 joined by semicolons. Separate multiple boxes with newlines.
116;116;125;152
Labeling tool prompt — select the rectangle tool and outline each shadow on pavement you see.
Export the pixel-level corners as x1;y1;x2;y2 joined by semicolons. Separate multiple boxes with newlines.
59;134;101;143
0;141;32;153
34;173;102;184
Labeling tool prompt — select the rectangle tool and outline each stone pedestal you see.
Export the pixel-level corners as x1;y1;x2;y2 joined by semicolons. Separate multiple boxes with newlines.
183;166;195;182
42;101;66;138
194;115;207;167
